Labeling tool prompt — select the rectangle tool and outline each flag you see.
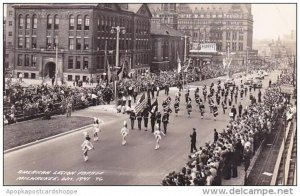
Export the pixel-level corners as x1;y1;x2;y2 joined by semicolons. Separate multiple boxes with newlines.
117;62;124;80
177;51;182;73
107;58;111;83
182;58;191;72
150;99;158;113
133;93;147;113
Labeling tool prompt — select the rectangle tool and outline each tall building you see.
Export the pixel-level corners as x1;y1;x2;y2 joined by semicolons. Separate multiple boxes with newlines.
10;3;152;81
151;4;254;66
4;4;15;75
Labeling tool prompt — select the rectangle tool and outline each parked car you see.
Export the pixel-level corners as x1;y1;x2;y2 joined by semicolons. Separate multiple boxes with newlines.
244;78;253;86
255;75;264;80
253;79;262;88
224;79;235;87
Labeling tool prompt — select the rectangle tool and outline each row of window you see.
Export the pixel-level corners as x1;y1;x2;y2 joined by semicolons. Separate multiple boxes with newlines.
68;38;90;50
68;56;89;70
69;15;90;30
191;32;244;41
17;72;36;79
178;20;244;26
18;37;37;49
18;15;38;29
17;54;37;67
178;13;245;19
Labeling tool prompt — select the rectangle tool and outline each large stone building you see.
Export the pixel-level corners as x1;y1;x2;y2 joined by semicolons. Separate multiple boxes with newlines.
4;4;15;75
151;4;254;66
150;23;185;72
9;3;152;82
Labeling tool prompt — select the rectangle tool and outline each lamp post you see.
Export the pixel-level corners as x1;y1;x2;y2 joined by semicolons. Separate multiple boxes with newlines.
111;26;126;107
246;46;250;76
182;35;189;62
55;36;58;85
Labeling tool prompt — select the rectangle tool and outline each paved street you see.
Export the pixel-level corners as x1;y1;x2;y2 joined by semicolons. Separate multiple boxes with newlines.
4;71;280;185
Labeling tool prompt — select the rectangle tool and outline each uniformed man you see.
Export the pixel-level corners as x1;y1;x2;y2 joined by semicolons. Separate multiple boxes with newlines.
136;111;143;130
190;128;197;153
162;112;169;134
129;110;136;130
142;107;149;131
156;111;162;130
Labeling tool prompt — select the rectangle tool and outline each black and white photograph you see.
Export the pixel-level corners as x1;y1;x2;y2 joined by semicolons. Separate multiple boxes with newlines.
1;0;298;194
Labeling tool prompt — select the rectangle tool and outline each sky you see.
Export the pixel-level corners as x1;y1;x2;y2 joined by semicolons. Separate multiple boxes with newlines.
252;4;296;40
3;3;296;40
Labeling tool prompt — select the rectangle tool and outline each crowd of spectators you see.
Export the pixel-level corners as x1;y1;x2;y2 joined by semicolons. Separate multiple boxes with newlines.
162;84;288;186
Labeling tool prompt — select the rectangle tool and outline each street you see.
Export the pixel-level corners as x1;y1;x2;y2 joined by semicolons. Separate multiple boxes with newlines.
4;71;280;185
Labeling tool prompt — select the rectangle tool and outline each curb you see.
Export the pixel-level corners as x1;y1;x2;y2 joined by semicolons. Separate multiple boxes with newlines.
4;124;93;154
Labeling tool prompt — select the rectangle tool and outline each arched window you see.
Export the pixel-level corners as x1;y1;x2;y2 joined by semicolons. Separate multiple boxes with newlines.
77;15;82;30
19;15;24;29
84;15;89;30
47;15;52;29
54;15;59;29
32;15;37;29
25;15;30;29
69;15;75;30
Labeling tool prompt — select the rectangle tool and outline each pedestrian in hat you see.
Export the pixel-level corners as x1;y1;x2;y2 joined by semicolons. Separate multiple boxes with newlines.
190;128;197;153
187;100;192;118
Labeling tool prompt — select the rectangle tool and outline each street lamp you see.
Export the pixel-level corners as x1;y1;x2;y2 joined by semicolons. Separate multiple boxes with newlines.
181;35;190;62
111;26;126;107
246;46;250;76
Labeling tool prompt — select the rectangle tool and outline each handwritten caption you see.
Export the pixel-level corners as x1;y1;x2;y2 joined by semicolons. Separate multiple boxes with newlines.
16;170;104;182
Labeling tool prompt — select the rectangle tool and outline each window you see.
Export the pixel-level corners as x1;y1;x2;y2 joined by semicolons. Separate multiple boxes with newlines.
83;57;88;69
25;55;30;66
83;76;87;82
24;73;29;78
9;21;12;26
68;75;73;81
46;37;52;49
19;15;24;29
84;16;89;30
76;38;81;50
232;42;237;51
54;15;59;29
239;35;243;41
238;43;243;51
31;56;37;67
18;37;23;48
25;37;30;49
9;11;13;16
232;32;237;40
33;15;37;29
68;56;73;69
25;15;30;29
53;37;57;49
18;55;23;66
31;73;36;79
84;38;89;50
226;31;230;40
47;15;52;29
69;38;74;50
76;56;81;69
32;37;37;49
69;15;75;30
8;31;12;36
77;16;82;30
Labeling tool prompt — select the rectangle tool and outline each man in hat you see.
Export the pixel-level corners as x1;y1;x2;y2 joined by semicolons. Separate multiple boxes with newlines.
162;112;169;134
143;107;149;131
231;105;237;121
190;128;197;153
129;110;136;130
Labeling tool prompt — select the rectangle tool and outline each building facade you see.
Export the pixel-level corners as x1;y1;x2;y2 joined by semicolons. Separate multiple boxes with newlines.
4;4;15;75
151;4;254;67
10;3;152;82
150;23;185;72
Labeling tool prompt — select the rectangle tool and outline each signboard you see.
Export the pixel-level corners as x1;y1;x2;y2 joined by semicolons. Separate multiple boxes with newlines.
190;43;217;53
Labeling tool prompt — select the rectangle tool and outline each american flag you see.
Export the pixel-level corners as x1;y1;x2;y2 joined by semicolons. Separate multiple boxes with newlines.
133;93;147;114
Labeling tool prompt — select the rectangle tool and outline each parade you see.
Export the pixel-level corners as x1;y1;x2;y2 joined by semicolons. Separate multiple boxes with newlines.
3;3;296;189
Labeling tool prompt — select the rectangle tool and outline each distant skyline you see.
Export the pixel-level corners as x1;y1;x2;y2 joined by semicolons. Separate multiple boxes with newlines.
3;3;296;40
